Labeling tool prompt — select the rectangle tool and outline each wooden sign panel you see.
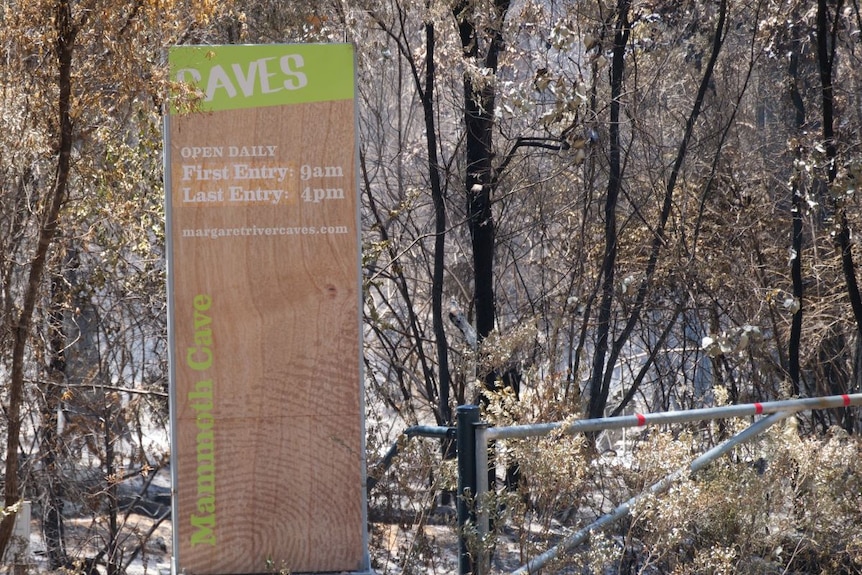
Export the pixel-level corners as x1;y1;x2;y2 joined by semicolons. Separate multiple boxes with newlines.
165;44;367;574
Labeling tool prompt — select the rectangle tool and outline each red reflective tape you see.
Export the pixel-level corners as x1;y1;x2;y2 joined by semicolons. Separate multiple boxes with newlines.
636;413;646;426
843;394;851;407
754;403;763;415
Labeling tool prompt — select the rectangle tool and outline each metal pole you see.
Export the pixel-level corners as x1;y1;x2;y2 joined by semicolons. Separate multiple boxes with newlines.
475;423;490;575
488;393;862;441
510;411;791;575
457;405;480;575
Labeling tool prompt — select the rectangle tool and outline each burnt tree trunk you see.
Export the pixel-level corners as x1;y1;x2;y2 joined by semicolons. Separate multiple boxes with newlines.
587;0;631;420
0;0;77;558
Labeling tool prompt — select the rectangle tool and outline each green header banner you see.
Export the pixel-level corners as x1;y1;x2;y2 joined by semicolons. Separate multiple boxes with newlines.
169;43;355;113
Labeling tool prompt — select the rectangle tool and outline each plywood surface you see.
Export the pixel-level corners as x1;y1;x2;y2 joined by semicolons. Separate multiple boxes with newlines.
168;100;364;574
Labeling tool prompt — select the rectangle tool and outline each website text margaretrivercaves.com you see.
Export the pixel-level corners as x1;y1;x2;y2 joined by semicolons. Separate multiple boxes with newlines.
181;224;350;239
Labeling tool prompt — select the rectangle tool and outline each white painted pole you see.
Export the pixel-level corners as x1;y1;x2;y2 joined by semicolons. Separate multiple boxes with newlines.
3;500;31;574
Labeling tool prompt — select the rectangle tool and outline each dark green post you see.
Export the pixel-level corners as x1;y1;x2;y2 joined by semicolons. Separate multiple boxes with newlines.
457;404;480;575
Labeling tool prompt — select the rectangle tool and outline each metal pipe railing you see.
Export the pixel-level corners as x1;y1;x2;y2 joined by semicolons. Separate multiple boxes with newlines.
509;410;791;575
469;393;862;575
486;393;862;441
373;394;860;575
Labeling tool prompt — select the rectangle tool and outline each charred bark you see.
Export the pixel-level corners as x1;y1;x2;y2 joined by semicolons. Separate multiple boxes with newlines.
0;0;77;558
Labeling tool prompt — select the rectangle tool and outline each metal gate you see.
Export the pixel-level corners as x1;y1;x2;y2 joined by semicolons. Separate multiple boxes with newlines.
451;393;862;574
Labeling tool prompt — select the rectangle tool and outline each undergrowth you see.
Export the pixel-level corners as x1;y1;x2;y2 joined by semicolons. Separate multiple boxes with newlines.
367;384;862;574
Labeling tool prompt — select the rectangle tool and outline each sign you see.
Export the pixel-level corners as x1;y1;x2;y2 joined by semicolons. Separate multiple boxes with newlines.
165;44;367;574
